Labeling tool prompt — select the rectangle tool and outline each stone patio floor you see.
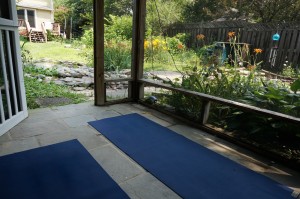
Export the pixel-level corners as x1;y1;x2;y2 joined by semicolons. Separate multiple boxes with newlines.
0;102;299;198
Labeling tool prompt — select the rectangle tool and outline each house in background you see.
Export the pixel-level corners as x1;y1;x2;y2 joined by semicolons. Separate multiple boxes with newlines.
16;0;60;42
17;0;54;31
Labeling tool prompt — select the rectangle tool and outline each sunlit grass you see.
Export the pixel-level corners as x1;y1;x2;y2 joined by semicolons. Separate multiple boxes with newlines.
21;40;88;64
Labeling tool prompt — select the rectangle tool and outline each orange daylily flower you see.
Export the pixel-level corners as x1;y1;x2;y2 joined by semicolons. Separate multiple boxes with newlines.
177;43;184;49
228;31;235;37
196;34;205;40
254;48;263;54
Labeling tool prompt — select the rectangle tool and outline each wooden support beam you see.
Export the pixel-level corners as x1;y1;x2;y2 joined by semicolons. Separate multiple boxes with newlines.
93;0;105;105
130;0;146;102
200;100;211;125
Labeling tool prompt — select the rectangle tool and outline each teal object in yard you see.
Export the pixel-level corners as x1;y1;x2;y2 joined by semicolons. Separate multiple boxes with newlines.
272;33;280;41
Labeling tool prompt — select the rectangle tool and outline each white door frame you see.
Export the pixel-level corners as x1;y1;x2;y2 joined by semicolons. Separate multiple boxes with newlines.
0;0;28;135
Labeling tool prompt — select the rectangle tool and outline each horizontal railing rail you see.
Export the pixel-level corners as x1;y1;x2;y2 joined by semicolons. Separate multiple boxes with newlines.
139;78;300;124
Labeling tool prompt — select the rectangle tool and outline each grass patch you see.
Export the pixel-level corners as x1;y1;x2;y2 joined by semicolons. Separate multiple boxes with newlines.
144;62;182;72
24;65;59;77
22;41;87;64
25;77;87;109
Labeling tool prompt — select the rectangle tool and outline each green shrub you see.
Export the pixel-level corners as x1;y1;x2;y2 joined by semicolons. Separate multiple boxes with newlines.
104;40;131;71
81;28;94;48
24;66;58;77
105;15;133;41
20;37;33;66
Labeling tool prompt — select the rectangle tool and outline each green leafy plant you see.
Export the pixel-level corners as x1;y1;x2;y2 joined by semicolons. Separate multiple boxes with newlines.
105;15;133;41
24;77;86;109
20;37;33;66
24;66;59;77
104;40;131;71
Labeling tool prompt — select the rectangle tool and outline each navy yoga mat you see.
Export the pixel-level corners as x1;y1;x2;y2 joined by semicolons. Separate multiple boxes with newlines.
0;139;129;199
89;113;295;199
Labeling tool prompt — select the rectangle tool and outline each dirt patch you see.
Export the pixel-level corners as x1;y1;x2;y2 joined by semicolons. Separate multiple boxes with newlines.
35;97;73;107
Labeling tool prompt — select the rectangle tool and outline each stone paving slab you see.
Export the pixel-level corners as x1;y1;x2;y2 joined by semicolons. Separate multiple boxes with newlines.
89;144;144;184
63;114;96;127
0;137;40;156
9;119;69;139
121;173;181;199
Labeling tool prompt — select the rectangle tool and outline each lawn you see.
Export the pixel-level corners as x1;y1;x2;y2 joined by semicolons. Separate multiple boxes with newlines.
21;40;179;72
21;40;88;64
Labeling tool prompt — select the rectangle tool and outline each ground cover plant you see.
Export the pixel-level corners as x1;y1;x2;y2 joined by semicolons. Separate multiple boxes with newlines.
24;77;86;109
21;41;87;109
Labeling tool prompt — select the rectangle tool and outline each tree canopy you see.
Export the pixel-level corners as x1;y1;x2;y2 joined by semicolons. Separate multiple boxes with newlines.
53;0;300;37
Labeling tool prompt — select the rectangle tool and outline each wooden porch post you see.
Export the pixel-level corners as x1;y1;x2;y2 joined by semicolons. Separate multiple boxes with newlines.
129;0;146;102
93;0;105;105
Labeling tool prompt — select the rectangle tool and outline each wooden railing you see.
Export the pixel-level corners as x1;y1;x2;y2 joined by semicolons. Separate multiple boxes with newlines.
139;78;300;124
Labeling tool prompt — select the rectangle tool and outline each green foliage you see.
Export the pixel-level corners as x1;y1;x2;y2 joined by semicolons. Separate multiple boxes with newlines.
46;30;56;42
282;65;299;78
182;0;223;22
21;41;86;64
214;109;300;160
291;79;300;93
104;40;131;71
105;15;133;41
104;0;132;17
24;66;59;77
24;77;86;109
20;37;33;66
146;0;187;35
243;81;300;117
247;0;300;22
81;28;93;48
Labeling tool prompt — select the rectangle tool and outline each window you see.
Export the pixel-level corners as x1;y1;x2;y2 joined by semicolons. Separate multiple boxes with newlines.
0;0;11;19
17;9;35;28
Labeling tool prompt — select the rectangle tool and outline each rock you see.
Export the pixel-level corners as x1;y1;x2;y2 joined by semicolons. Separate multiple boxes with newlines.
63;77;74;82
37;74;46;79
66;81;78;87
24;73;31;78
72;87;86;91
121;69;131;75
70;71;83;78
44;76;52;83
53;80;64;85
64;44;72;48
119;74;128;78
34;62;55;69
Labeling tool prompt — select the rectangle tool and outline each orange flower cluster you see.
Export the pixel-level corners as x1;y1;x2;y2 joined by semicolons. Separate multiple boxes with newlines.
177;43;184;49
254;48;263;54
247;65;256;71
228;31;235;37
196;34;205;40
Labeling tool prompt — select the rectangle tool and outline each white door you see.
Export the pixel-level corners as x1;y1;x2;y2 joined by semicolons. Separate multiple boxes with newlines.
0;0;28;135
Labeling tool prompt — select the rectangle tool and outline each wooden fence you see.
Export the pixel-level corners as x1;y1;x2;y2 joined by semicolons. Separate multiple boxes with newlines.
166;21;300;72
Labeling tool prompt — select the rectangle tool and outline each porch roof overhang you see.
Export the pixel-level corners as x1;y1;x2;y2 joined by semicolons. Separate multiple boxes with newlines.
16;3;53;11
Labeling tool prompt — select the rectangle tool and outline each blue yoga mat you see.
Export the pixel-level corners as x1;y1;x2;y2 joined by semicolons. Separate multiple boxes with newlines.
89;113;295;199
0;139;129;199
